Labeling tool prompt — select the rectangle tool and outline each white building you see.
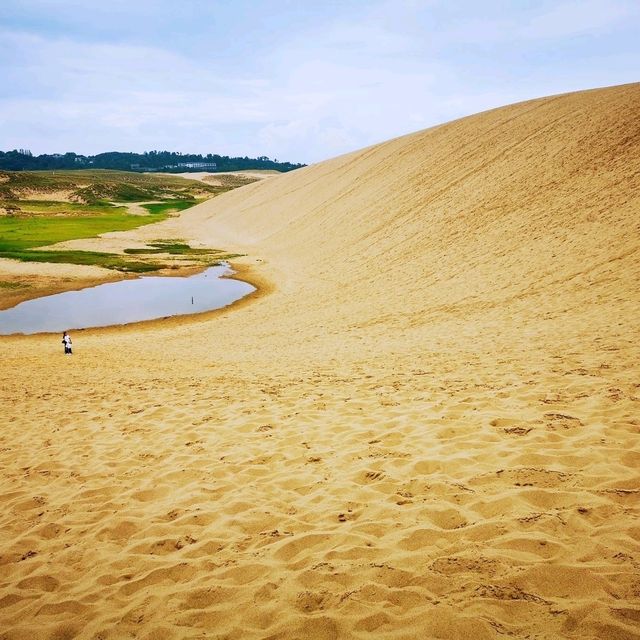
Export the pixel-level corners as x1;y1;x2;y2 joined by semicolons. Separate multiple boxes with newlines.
177;162;217;170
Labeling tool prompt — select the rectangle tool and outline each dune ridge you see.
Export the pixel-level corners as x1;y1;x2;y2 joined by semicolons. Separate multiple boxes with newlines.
1;83;639;639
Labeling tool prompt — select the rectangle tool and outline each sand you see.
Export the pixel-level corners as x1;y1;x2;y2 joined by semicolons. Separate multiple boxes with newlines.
20;191;76;202
156;171;279;183
1;83;639;639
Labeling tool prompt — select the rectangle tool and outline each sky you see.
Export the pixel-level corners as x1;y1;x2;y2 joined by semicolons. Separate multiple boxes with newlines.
0;0;638;164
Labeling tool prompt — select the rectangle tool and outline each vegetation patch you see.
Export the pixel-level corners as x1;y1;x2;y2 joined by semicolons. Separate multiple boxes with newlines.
0;248;163;272
0;169;226;204
140;201;199;215
0;280;28;290
124;241;215;256
0;214;166;253
0;170;247;273
1;199;123;217
125;240;243;266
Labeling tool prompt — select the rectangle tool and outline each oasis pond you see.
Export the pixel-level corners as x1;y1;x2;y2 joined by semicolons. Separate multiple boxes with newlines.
0;264;255;335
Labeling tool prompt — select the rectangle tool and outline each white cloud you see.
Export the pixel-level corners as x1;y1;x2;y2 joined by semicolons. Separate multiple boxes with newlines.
0;30;235;98
1;19;445;160
257;118;360;163
0;1;638;163
522;0;637;39
0;29;278;154
439;0;639;45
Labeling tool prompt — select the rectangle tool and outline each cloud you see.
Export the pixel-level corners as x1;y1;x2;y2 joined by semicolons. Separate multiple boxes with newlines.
439;0;640;46
0;29;240;98
0;29;276;154
521;0;637;39
257;118;360;164
0;1;638;163
0;19;444;161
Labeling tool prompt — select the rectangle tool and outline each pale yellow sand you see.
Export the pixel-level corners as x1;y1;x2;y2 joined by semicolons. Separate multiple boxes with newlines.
20;190;76;202
1;84;639;639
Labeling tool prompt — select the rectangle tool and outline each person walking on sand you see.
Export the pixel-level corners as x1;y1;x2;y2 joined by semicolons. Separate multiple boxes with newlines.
62;331;72;355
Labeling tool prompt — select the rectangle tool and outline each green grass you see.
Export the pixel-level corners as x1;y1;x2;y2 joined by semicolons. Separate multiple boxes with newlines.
0;214;167;252
4;198;201;218
0;219;231;274
140;200;200;215
122;241;243;268
0;170;243;273
0;169;223;204
0;249;162;272
124;241;216;255
3;199;124;216
0;213;172;272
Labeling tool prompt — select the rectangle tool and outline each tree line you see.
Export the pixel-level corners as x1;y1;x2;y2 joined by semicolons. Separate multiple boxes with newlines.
0;149;306;173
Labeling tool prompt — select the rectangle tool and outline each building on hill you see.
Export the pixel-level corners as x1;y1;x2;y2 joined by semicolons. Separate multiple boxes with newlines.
177;162;217;170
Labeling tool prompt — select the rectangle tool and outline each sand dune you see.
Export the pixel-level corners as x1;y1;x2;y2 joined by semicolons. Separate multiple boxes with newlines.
1;83;640;639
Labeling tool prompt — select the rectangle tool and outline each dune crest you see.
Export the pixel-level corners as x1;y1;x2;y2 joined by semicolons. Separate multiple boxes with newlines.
1;83;639;639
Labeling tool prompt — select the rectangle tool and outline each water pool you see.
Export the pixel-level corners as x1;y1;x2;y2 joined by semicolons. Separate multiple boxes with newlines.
0;264;255;335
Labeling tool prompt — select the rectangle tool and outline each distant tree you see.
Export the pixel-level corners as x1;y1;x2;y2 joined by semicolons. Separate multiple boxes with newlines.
0;148;306;173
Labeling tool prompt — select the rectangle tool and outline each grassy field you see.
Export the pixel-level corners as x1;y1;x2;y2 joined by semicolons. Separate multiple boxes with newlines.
0;214;164;251
0;200;126;216
139;200;199;215
0;169;227;204
0;214;168;272
0;249;159;273
0;169;246;272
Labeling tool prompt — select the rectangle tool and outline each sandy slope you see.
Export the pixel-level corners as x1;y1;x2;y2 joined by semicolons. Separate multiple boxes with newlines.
1;83;639;639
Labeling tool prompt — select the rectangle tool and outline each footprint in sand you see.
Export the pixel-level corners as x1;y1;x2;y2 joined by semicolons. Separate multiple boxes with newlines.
17;575;60;592
490;417;535;435
544;413;583;430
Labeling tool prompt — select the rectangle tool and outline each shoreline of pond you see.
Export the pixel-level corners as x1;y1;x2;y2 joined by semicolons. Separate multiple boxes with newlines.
0;261;263;336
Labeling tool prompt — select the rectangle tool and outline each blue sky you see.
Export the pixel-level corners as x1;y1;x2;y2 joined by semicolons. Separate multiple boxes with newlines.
0;0;638;164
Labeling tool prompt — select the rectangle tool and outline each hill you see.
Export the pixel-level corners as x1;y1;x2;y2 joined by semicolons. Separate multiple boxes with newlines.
1;83;639;639
171;82;639;338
